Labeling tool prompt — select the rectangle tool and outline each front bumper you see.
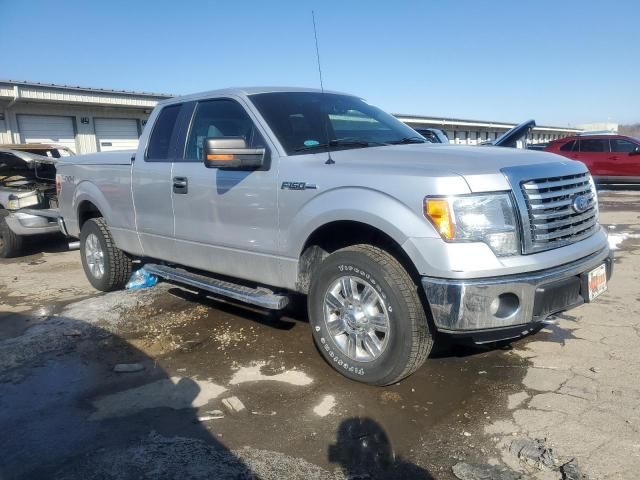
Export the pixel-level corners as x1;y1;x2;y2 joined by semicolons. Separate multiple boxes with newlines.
422;246;613;342
4;210;61;236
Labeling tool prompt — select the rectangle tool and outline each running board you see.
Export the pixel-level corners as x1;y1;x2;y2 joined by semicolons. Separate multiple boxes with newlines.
144;264;289;310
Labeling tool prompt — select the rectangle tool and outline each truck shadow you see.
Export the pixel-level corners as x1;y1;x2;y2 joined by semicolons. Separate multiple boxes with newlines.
168;284;506;360
0;312;255;479
0;311;435;479
11;232;71;258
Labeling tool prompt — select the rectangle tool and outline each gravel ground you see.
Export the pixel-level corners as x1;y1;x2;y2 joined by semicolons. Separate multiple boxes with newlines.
1;189;639;479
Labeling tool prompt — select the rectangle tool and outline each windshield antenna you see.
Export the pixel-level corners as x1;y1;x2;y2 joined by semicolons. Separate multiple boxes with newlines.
312;10;334;165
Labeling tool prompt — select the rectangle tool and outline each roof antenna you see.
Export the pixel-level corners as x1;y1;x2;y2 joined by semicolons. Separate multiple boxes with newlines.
312;10;334;165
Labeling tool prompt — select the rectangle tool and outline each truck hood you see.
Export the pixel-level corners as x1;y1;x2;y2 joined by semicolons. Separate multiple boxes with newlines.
330;143;583;192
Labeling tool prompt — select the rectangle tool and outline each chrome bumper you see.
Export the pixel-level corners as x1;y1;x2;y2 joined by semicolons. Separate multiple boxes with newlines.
422;246;613;335
4;211;60;236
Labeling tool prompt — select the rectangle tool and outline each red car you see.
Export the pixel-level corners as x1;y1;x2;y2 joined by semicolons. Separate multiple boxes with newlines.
545;134;640;183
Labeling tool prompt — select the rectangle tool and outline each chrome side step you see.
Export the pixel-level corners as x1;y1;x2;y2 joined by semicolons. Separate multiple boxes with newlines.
144;264;289;310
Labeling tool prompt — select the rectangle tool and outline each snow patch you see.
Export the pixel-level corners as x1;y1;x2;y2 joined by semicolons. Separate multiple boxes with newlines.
229;361;312;386
90;376;227;420
313;395;336;417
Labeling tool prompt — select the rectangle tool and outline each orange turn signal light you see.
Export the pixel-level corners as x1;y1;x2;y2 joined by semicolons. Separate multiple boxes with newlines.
424;198;455;240
206;154;235;161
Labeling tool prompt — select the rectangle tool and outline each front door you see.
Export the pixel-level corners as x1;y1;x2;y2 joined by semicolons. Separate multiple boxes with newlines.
575;138;610;176
171;97;281;286
131;103;182;260
608;138;640;178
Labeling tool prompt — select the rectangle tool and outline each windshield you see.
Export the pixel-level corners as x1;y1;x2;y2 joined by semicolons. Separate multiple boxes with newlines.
249;92;425;155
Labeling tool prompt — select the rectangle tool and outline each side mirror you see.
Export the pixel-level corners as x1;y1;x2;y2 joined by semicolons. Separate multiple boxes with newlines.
630;146;640;156
203;137;265;169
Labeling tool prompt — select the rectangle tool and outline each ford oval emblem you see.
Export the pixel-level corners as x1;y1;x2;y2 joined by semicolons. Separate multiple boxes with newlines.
572;194;590;213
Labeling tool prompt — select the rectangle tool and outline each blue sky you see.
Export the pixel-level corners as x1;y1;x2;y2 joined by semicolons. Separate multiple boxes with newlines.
3;0;639;126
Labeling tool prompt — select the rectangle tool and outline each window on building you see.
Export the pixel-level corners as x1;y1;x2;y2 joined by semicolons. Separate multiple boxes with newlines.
146;104;181;160
610;138;638;153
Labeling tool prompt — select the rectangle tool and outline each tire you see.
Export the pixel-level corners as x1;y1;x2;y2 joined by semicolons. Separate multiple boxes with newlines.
80;217;132;291
308;244;433;385
0;210;24;258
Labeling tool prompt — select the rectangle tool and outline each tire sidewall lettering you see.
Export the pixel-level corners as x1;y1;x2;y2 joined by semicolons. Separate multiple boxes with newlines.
313;261;396;378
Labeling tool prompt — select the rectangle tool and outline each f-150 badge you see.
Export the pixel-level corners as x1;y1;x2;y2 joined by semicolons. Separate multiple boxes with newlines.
281;182;318;191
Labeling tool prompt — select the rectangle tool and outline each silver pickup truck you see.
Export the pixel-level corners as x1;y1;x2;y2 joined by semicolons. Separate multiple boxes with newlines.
57;87;612;384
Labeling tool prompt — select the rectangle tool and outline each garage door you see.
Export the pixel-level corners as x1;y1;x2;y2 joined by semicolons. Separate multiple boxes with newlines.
94;118;139;152
18;115;77;152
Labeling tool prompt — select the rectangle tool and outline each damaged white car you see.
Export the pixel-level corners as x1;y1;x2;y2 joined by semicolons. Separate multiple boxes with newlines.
0;146;62;257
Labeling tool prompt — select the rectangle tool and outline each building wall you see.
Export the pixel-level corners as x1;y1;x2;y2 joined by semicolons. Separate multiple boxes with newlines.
0;102;151;154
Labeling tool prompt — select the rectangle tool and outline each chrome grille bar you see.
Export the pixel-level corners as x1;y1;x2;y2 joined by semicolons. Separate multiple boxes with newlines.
518;171;598;253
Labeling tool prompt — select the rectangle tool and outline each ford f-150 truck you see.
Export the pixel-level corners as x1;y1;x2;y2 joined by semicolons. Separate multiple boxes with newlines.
57;87;613;385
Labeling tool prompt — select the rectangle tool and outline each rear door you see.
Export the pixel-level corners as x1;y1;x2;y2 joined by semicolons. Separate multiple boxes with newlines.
576;138;609;176
131;103;182;260
170;96;281;284
609;138;640;178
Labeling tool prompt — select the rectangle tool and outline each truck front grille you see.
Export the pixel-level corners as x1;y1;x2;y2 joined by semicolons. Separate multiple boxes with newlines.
520;172;598;253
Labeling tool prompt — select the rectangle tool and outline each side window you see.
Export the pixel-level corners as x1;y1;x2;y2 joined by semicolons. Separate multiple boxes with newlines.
560;140;576;152
610;139;638;153
579;139;607;152
146;104;181;161
184;99;265;161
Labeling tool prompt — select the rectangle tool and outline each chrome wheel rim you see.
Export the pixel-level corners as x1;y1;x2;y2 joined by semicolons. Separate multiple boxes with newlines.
323;275;390;362
84;233;105;279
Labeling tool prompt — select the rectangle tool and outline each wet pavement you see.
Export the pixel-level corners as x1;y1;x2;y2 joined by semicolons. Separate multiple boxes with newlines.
1;190;639;479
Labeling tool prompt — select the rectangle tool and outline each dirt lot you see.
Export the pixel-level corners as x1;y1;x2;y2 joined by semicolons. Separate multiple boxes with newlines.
1;189;639;480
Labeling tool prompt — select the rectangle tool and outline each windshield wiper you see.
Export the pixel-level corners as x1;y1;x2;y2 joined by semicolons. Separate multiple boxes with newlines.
294;138;388;152
388;136;427;145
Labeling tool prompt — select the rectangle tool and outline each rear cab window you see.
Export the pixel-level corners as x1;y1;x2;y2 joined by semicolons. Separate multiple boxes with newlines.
145;104;182;161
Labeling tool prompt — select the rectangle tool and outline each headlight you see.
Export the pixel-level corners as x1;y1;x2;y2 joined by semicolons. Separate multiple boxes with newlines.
424;193;520;256
7;193;40;210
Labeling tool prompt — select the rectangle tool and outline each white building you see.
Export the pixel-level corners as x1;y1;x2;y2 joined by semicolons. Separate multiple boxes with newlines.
0;80;170;154
0;79;582;153
395;114;582;145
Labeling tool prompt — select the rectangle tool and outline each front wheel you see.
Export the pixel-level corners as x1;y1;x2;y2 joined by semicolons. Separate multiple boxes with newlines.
308;244;433;385
0;210;24;258
80;217;132;291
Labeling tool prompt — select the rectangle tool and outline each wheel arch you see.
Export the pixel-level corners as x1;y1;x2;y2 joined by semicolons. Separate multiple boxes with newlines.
289;188;437;293
72;181;114;233
297;220;422;294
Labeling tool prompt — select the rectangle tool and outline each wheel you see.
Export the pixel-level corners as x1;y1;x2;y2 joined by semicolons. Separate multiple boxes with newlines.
308;244;433;385
0;210;24;258
80;217;132;291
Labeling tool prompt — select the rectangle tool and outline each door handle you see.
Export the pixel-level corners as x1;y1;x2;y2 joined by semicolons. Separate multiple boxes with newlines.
173;176;188;194
608;156;618;161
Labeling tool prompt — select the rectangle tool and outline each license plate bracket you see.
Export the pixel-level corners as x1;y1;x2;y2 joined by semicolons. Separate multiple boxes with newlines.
585;264;607;302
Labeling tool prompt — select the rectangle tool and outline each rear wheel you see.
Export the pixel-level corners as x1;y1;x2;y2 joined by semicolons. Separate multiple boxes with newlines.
0;210;24;258
80;217;132;291
308;244;433;385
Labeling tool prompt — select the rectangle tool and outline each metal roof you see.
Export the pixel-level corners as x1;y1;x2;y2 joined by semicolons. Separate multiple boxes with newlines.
0;79;173;99
394;113;582;133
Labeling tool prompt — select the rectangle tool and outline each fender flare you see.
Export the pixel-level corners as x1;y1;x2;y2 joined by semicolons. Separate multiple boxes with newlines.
285;186;439;259
72;181;115;227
